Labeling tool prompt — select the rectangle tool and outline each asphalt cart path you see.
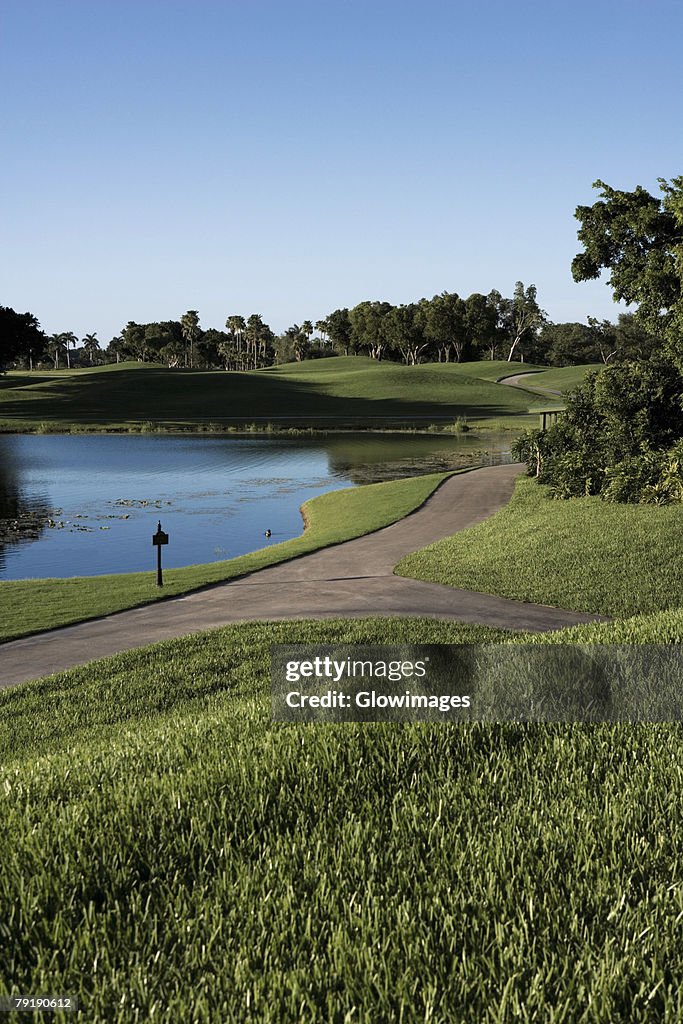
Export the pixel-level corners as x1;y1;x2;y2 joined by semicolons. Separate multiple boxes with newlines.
0;464;606;690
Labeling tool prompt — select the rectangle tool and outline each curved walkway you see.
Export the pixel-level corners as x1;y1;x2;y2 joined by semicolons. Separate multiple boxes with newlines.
0;464;606;690
498;371;562;396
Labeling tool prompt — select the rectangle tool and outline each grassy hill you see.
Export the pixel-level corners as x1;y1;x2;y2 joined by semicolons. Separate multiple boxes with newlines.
0;358;545;431
397;475;683;618
517;363;603;394
3;608;683;1020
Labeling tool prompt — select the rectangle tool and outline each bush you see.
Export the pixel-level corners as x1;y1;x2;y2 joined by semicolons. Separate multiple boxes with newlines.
602;448;661;503
515;358;683;503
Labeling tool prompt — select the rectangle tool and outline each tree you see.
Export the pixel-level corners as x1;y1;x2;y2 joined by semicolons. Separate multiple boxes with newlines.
572;178;683;360
425;292;468;362
382;304;427;364
612;312;661;362
197;328;228;369
180;310;200;368
326;308;353;356
60;331;77;369
159;339;184;368
226;315;246;370
105;336;125;364
245;314;274;369
0;306;45;369
348;301;393;359
501;282;546;361
279;324;311;363
581;312;662;366
47;333;67;369
472;290;505;360
538;322;601;366
81;332;101;366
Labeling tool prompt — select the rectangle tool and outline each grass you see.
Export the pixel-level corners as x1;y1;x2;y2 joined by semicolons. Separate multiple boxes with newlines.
3;613;683;1021
396;475;683;618
5;447;683;1019
0;471;449;643
524;363;603;394
0;358;541;431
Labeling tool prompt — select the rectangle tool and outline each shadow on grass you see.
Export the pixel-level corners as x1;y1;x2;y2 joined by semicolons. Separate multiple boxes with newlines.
0;365;533;426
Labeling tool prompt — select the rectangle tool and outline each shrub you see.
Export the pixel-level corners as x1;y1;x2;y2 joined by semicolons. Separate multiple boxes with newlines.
515;358;683;503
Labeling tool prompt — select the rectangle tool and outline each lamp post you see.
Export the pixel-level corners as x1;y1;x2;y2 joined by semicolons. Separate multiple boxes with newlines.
152;520;169;586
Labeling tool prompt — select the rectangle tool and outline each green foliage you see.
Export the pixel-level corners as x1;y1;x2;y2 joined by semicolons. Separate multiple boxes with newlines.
573;177;683;362
501;281;547;361
0;305;46;369
601;448;662;503
513;358;683;500
537;320;599;365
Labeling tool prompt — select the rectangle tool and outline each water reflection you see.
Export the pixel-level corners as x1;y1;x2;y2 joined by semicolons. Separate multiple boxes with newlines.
324;433;511;483
0;437;53;574
0;433;512;580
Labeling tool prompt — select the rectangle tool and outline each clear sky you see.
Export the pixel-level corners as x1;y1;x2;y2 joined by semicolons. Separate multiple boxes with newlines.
2;0;682;343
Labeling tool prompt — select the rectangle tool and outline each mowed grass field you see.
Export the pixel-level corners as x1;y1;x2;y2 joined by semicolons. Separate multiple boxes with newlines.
523;363;603;393
4;610;683;1022
396;475;683;618
0;358;541;430
495;364;602;406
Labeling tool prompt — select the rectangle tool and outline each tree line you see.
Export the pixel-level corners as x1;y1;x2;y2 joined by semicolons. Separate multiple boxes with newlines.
0;268;664;374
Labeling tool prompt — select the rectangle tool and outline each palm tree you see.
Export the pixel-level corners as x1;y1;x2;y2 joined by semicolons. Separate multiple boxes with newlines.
82;332;100;366
284;323;311;362
245;314;265;370
180;310;200;368
226;315;246;370
60;331;77;369
217;337;236;371
315;318;329;344
47;333;66;369
107;336;125;363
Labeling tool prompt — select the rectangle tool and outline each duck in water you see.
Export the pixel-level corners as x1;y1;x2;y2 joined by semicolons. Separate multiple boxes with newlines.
264;529;272;538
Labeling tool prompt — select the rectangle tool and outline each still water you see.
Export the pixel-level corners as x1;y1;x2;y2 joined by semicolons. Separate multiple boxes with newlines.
0;433;512;579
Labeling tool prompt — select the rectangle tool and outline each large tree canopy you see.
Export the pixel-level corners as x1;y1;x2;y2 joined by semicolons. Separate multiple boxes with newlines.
572;178;683;357
0;306;45;368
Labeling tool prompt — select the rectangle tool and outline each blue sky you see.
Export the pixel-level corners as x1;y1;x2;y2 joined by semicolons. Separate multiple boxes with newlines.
2;0;682;343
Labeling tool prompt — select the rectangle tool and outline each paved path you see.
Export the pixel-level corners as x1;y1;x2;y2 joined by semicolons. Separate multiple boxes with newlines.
498;371;562;396
0;464;605;690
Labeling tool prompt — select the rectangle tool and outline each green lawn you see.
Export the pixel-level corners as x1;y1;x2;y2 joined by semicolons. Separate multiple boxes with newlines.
522;363;603;394
396;475;683;617
0;358;540;431
3;613;683;1021
0;470;448;642
459;359;546;381
5;464;683;1019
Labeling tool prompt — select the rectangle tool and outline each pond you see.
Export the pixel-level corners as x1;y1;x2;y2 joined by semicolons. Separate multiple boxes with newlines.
0;432;513;579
